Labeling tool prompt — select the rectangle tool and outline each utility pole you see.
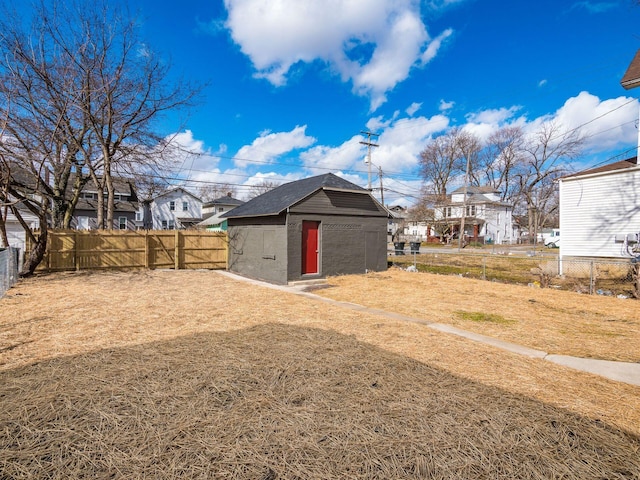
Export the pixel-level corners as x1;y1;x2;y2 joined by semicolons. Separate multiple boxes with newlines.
378;165;384;206
359;130;379;191
458;154;471;252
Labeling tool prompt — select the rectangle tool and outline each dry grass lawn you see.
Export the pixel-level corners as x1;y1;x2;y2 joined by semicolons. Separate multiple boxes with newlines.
319;267;640;363
1;269;639;479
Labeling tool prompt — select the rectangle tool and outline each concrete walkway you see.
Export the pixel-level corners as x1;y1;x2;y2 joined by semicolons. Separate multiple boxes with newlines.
216;271;640;387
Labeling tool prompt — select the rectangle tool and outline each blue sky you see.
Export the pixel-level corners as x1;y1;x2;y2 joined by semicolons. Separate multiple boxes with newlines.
63;1;640;203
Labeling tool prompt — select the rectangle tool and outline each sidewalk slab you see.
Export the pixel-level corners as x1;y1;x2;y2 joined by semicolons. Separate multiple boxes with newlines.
546;355;640;386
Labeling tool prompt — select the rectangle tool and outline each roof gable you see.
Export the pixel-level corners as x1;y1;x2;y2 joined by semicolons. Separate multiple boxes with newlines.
621;49;640;90
222;173;368;218
153;187;202;203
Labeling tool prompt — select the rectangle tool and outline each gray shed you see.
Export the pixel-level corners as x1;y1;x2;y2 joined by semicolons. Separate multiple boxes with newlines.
221;173;388;284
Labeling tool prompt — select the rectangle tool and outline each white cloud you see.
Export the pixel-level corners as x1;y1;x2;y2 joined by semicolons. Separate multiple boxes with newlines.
164;130;222;173
300;136;364;172
420;28;453;64
439;99;454;111
406;102;422;116
551;91;638;152
538;79;548;87
455;91;638;155
223;0;455;109
300;113;450;179
462;106;523;141
233;125;316;168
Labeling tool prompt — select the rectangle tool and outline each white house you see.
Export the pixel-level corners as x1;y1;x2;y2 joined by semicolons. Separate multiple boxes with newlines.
197;195;245;232
434;186;517;244
201;193;245;219
146;188;203;230
2;207;40;251
558;157;640;259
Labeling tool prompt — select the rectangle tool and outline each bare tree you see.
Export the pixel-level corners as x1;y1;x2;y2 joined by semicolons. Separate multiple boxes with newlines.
418;128;466;200
198;183;238;202
0;0;200;272
476;126;525;202
247;180;280;199
516;121;584;243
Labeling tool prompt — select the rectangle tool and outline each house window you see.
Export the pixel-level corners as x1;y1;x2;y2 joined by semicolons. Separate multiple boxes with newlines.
162;220;168;229
168;220;175;230
82;192;96;199
182;201;188;211
118;217;127;230
445;207;452;218
77;216;90;230
135;211;143;222
218;207;224;212
465;205;476;216
169;201;175;211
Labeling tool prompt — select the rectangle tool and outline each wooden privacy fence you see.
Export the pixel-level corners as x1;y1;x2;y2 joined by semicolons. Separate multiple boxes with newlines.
30;230;227;272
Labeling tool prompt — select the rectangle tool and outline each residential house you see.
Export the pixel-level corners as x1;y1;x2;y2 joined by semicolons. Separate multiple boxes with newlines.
202;193;245;219
2;207;40;270
197;194;245;232
386;205;407;240
403;220;435;242
434;186;516;244
72;177;139;230
222;173;388;285
146;187;203;230
558;157;640;260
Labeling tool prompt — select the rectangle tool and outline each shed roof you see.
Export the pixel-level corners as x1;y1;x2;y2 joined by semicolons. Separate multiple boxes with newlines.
222;173;370;218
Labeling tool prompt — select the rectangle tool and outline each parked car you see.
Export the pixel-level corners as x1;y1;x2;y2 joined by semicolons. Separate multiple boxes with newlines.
545;237;560;248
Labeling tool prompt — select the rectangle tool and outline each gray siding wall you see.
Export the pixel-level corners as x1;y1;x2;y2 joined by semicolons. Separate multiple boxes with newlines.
227;224;288;284
287;214;387;282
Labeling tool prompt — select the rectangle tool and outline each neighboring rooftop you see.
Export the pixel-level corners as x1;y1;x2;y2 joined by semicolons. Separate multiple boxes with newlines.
203;194;245;208
562;157;638;179
621;49;640;90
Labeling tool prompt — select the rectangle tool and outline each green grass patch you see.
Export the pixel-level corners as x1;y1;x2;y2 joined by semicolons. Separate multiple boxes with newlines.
455;310;515;325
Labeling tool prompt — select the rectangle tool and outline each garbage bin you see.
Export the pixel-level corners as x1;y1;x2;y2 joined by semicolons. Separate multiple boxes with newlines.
409;242;421;254
393;242;405;255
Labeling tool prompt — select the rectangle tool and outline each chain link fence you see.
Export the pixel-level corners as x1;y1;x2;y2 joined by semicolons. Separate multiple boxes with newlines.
389;248;639;298
0;247;20;298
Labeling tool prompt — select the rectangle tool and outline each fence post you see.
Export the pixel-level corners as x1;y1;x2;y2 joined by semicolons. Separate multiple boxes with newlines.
145;231;150;269
74;230;80;271
482;255;486;280
174;229;180;270
589;261;594;295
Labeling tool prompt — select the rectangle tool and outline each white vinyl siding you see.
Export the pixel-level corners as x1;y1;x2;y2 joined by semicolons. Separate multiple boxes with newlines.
559;167;640;258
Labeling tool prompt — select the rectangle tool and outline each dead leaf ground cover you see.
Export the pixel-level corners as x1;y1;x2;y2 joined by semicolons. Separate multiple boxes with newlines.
1;269;639;479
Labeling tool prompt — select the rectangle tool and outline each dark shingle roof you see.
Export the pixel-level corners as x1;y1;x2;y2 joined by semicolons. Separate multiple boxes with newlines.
222;173;367;218
203;195;245;208
562;157;638;179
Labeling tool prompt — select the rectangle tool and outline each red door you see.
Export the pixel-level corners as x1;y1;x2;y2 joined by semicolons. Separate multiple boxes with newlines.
302;221;319;274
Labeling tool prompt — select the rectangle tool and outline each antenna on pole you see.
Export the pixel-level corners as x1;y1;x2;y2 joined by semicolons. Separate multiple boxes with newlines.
360;130;379;191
